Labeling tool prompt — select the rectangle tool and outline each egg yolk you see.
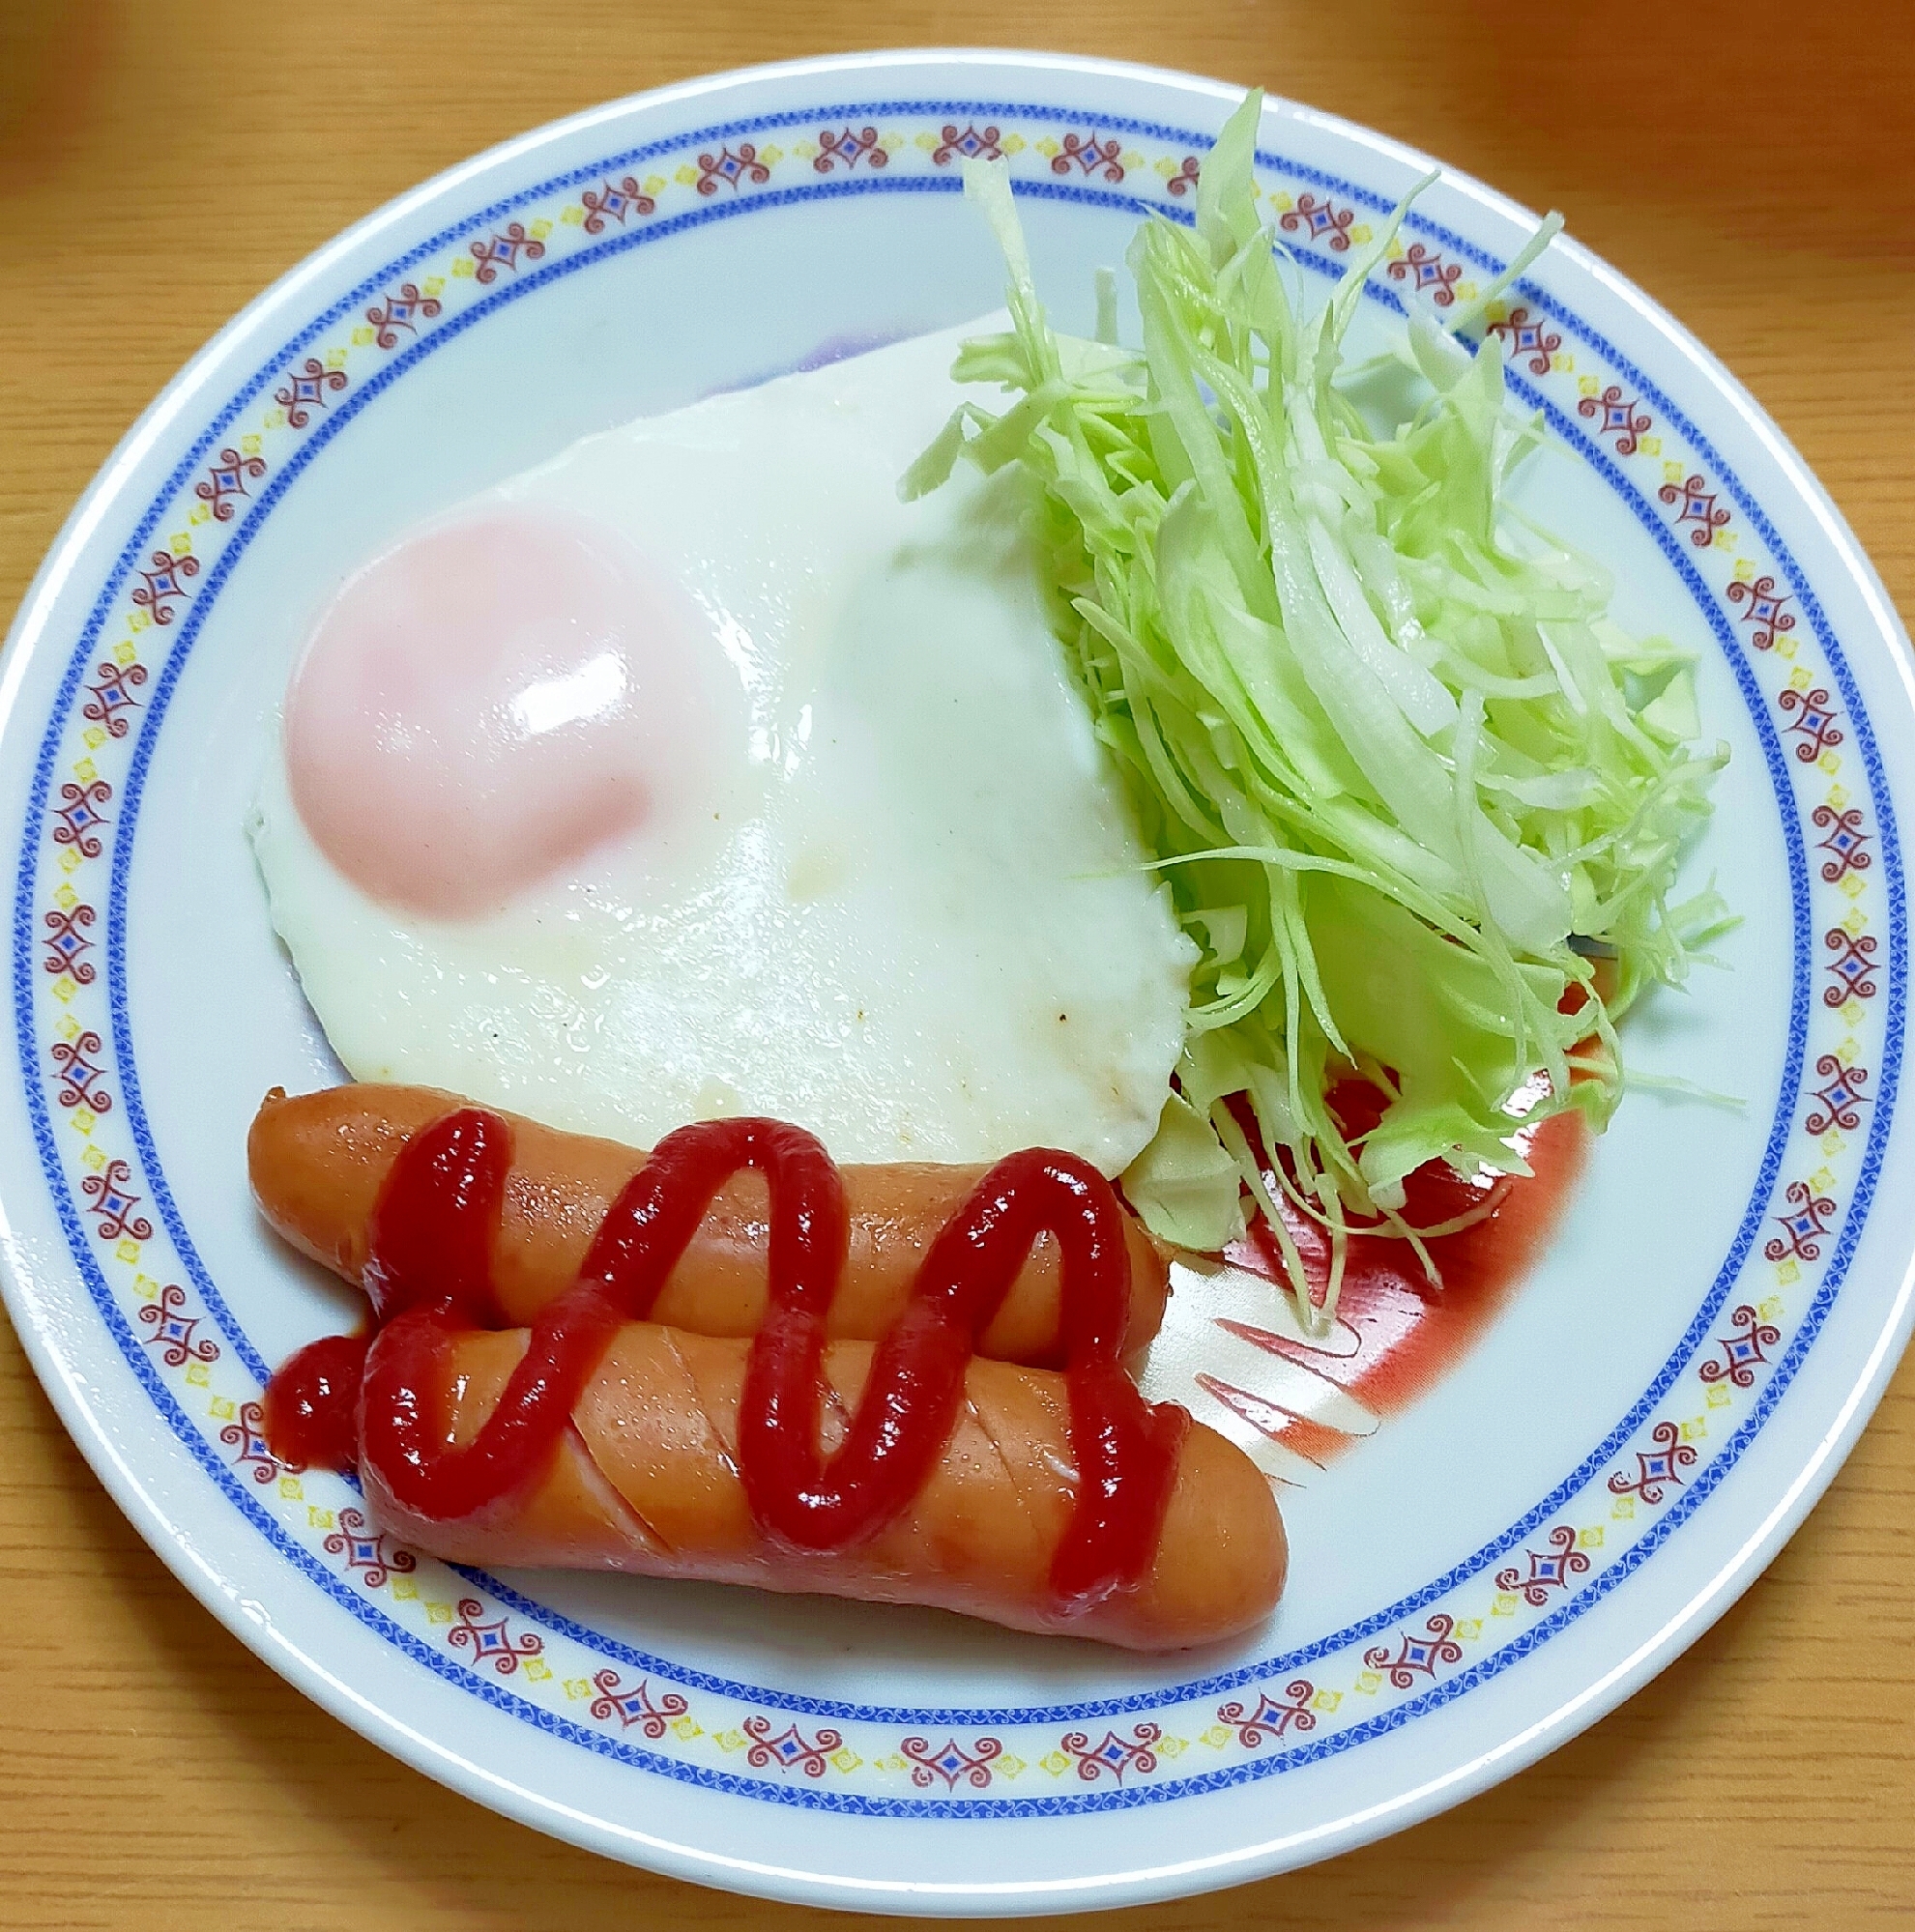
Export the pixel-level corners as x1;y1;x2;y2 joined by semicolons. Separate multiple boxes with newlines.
284;507;715;920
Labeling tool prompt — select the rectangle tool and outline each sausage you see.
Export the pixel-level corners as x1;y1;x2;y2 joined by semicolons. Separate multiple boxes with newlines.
363;1320;1288;1651
249;1084;1170;1363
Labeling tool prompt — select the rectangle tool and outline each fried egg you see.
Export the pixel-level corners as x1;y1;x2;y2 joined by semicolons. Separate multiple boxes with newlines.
249;318;1195;1171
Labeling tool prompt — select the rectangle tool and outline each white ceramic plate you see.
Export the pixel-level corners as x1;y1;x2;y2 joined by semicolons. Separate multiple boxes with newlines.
3;49;1911;1918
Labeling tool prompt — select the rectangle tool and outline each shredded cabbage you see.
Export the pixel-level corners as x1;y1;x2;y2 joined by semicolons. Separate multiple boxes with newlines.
905;92;1729;1324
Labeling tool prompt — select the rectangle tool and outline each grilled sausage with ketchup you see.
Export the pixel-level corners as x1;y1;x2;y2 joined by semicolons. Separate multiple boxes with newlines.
367;1320;1287;1650
249;1082;1170;1364
254;1092;1283;1650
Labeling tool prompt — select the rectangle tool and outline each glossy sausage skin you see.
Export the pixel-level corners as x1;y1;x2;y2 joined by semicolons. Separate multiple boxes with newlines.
363;1321;1287;1651
248;1084;1171;1363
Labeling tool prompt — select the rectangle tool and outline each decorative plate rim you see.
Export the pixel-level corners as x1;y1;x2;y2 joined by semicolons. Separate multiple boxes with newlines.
2;47;1912;1914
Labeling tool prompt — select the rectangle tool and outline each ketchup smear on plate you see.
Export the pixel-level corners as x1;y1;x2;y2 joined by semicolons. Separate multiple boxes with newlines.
1207;1080;1587;1469
263;1109;1188;1617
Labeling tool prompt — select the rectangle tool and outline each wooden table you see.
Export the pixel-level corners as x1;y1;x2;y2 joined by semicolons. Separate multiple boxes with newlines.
2;3;1911;1924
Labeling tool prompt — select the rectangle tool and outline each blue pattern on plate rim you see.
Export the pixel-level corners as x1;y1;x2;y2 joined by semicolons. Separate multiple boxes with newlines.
11;99;1905;1816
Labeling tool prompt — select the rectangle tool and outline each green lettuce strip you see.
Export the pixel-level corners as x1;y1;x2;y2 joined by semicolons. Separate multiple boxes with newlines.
906;92;1729;1325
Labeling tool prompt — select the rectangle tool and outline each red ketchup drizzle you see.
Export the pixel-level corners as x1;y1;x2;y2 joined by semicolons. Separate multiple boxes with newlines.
263;1110;1188;1617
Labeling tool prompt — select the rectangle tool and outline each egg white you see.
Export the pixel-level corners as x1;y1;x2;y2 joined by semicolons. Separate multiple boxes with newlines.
250;319;1195;1171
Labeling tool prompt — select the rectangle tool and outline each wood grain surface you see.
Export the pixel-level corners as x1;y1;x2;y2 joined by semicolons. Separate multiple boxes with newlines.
2;2;1911;1925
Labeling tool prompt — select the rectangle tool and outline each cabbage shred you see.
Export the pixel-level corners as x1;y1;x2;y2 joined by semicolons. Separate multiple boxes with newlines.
905;93;1727;1325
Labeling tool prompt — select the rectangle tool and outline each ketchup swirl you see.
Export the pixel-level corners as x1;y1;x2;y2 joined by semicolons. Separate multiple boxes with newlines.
264;1109;1188;1616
